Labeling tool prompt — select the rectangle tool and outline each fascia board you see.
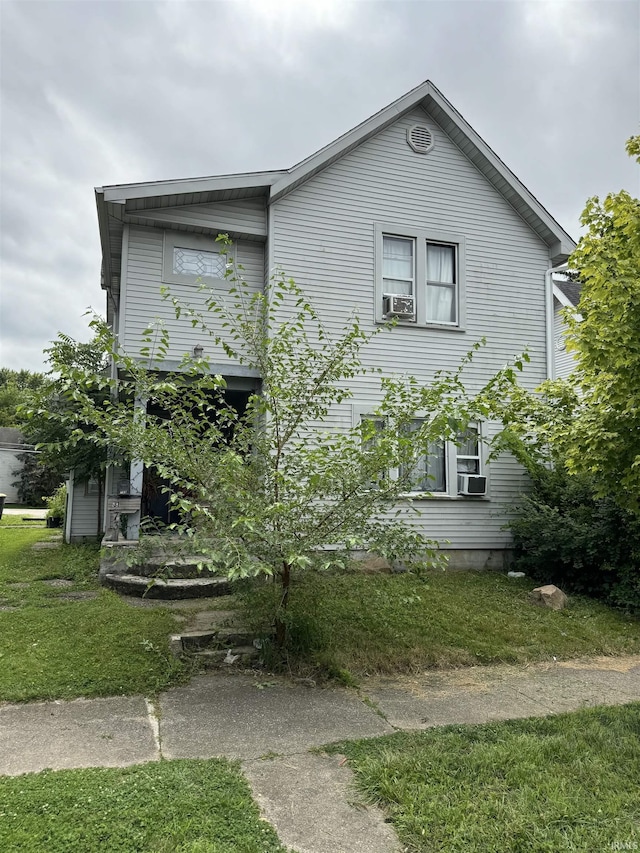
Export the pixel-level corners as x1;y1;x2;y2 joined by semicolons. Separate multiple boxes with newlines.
270;79;576;257
95;189;112;293
426;87;576;255
99;171;286;203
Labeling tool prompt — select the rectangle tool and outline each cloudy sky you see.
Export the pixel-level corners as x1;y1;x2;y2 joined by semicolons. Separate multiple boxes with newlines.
1;0;638;373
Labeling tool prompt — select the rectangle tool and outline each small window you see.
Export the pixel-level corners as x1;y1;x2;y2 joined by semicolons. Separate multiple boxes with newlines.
173;247;225;279
163;231;229;286
85;478;100;496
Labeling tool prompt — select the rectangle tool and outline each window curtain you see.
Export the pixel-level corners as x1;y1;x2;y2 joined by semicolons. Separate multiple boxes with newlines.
426;244;455;323
403;427;446;492
383;237;414;295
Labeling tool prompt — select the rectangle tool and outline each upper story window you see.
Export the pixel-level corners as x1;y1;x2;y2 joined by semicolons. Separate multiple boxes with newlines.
383;236;414;296
375;224;465;330
163;231;230;286
426;243;456;324
173;246;225;279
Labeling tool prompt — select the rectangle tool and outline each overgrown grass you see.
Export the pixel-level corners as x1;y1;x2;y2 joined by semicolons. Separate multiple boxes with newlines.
0;759;288;852
0;527;187;702
241;570;640;678
326;703;640;852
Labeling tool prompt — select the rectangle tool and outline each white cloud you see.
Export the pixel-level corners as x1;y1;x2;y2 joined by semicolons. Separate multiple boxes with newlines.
520;0;614;63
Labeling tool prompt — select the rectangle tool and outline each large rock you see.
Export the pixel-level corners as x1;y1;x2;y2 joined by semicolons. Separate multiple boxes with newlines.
530;584;568;611
352;554;393;574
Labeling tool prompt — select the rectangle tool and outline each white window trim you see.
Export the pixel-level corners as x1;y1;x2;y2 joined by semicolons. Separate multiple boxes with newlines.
162;231;233;286
352;405;488;500
374;223;466;331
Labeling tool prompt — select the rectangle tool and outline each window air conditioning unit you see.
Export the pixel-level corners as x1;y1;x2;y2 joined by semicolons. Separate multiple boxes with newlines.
383;294;415;318
457;474;487;496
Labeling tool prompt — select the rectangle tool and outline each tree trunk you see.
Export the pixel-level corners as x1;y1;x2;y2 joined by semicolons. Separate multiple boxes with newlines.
274;561;291;648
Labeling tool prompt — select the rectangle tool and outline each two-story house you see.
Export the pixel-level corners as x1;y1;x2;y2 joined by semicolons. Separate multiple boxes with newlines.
65;80;575;568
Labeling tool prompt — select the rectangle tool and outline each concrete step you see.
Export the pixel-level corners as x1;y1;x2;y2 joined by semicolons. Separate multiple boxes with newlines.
103;573;232;599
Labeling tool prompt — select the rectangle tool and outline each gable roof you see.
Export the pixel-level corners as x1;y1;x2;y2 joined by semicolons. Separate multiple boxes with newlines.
270;80;576;265
554;278;582;308
96;80;577;308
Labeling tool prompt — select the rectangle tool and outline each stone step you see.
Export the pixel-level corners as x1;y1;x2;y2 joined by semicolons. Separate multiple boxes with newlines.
192;645;260;668
133;557;217;579
103;573;232;600
173;628;257;652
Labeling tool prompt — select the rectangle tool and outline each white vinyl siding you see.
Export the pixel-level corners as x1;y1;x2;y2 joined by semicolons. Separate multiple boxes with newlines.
271;106;551;549
121;225;264;366
126;198;267;241
553;301;577;380
67;476;102;541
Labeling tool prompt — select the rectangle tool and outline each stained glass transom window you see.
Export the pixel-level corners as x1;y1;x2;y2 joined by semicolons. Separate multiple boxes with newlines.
173;247;225;278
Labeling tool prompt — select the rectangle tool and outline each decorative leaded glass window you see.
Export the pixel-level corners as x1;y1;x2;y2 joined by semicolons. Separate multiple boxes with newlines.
172;247;225;279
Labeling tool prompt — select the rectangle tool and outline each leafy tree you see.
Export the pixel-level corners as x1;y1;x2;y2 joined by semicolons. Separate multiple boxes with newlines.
562;136;640;512
11;451;63;506
57;248;521;647
0;368;46;428
19;334;110;533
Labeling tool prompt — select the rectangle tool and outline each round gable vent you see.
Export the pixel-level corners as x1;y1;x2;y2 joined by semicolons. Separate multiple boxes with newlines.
407;124;434;155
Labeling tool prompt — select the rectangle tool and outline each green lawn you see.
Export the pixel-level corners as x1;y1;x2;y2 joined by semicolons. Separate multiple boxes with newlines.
242;570;640;679
327;703;640;852
0;527;188;702
0;759;288;853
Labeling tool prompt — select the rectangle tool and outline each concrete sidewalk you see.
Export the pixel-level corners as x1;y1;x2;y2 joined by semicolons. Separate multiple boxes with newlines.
1;655;639;852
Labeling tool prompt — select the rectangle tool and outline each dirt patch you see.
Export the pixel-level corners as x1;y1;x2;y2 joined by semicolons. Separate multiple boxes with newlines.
7;582;30;589
362;655;640;699
42;579;74;588
556;655;640;673
32;542;61;551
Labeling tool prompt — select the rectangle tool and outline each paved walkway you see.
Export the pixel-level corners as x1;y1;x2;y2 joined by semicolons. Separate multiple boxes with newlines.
1;507;47;519
1;655;639;853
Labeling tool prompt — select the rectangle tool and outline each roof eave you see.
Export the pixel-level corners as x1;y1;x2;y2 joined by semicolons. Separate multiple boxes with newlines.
100;170;286;203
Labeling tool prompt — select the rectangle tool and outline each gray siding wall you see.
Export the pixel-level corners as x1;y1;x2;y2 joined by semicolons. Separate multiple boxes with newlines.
68;479;101;541
121;225;265;365
134;198;267;238
554;301;577;380
0;450;21;502
270;107;551;549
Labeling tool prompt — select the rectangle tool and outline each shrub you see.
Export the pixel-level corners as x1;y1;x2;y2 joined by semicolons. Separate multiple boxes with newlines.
12;452;64;505
509;469;640;610
44;483;67;521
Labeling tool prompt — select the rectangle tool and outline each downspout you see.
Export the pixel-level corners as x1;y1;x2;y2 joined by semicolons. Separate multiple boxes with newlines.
545;263;568;380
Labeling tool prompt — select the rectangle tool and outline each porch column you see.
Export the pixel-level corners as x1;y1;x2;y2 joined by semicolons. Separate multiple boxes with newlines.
126;393;146;541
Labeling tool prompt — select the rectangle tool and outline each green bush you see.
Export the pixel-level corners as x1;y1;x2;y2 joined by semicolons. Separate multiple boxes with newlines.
44;483;67;521
509;469;640;609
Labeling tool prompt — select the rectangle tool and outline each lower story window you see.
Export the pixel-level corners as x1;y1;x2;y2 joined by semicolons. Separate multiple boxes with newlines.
363;414;485;498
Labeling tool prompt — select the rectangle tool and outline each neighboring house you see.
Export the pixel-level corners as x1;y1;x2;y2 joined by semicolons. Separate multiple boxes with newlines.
0;428;29;503
552;277;582;380
71;80;576;565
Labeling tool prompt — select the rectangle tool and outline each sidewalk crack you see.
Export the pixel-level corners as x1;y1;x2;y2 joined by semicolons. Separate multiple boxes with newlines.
144;697;163;759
